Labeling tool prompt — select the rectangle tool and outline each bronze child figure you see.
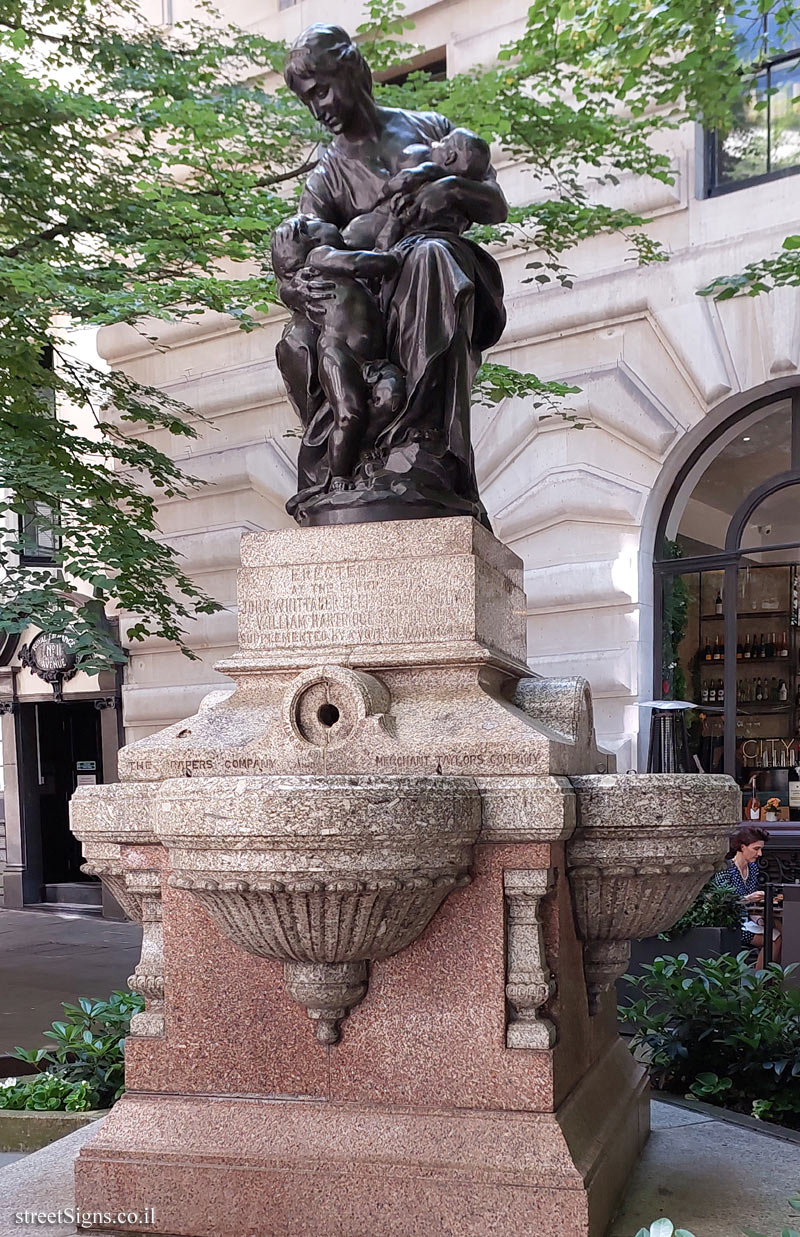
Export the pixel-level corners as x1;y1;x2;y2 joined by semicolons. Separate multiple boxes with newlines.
341;128;493;252
271;214;405;490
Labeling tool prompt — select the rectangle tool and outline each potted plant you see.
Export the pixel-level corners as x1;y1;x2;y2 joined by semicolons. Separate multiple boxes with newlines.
765;796;781;822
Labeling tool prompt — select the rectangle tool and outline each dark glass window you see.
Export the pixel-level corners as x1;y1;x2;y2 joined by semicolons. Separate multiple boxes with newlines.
706;9;800;194
19;502;58;564
18;346;58;564
375;49;447;87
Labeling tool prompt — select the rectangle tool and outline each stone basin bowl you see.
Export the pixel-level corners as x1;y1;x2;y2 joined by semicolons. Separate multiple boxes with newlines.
566;773;742;1011
154;774;481;1042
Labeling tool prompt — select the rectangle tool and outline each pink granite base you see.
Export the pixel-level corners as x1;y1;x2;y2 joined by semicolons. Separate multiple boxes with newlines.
77;1039;647;1237
77;840;648;1235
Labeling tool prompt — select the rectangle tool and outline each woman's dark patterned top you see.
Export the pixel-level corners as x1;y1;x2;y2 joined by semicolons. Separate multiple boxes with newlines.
711;859;760;944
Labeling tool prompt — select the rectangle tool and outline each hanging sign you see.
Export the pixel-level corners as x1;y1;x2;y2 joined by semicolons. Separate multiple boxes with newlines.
19;632;78;701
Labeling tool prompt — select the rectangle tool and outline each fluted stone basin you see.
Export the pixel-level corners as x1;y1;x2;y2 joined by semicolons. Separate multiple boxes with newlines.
567;773;742;1010
154;774;481;1042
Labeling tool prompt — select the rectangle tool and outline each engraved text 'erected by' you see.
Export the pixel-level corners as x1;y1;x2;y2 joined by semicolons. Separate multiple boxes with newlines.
239;562;470;648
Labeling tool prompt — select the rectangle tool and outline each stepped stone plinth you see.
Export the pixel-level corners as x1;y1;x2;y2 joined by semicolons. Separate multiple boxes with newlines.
69;518;739;1236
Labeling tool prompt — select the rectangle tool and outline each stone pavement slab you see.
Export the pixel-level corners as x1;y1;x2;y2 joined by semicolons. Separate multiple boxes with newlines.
0;910;141;1054
611;1100;800;1236
0;1123;98;1237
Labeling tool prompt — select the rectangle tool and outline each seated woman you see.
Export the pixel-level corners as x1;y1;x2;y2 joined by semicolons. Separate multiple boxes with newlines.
711;825;781;968
281;24;507;526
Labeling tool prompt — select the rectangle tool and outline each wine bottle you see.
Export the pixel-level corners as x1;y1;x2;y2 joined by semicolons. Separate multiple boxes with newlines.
744;633;752;659
713;635;721;661
718;679;725;704
760;633;767;659
704;639;712;662
747;777;761;821
715;589;723;615
770;676;778;701
780;631;789;658
709;681;716;703
779;678;788;702
701;681;709;704
737;638;743;661
767;632;775;658
756;677;764;701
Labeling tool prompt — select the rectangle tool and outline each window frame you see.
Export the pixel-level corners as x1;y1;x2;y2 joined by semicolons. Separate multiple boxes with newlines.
705;42;800;196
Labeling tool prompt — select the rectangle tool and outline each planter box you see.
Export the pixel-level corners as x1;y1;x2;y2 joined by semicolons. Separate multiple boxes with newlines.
0;1108;105;1152
628;926;743;975
618;926;742;1023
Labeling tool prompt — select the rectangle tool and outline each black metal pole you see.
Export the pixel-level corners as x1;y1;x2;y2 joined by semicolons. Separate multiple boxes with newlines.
763;881;774;966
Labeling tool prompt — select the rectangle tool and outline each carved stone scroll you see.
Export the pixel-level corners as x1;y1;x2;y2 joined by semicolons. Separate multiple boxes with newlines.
503;869;555;1050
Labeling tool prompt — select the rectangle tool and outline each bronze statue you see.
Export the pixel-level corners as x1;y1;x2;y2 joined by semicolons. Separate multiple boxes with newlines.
278;24;508;527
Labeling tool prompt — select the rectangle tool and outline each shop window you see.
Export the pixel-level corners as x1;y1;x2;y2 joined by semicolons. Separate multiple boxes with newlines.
705;8;800;194
669;399;792;555
655;389;800;815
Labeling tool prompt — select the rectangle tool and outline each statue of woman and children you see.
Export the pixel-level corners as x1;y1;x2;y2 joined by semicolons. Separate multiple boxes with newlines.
276;24;508;527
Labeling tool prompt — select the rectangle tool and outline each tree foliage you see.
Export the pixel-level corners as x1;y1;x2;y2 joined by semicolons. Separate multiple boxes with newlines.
1;0;796;664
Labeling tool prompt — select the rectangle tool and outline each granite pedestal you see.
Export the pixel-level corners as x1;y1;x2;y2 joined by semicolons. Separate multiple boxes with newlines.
69;518;739;1236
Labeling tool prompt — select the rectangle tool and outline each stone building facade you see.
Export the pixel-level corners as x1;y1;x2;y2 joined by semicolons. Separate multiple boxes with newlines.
2;0;799;907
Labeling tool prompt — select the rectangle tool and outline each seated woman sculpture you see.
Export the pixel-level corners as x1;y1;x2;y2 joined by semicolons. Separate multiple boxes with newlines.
271;214;403;490
279;24;507;527
711;825;782;968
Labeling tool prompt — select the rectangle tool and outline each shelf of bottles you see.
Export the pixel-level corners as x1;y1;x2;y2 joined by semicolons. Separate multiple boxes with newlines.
695;564;800;817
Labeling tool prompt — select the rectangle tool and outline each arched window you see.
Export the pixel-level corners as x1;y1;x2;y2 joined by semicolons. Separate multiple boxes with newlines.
655;390;800;816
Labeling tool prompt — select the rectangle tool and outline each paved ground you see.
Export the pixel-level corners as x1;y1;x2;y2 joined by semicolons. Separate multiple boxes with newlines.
0;910;141;1055
612;1101;800;1236
0;1101;798;1235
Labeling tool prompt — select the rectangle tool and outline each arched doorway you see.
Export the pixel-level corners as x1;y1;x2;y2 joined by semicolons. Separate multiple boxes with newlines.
655;389;800;815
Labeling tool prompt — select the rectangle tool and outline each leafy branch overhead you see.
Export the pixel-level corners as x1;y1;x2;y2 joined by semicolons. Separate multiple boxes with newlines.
1;0;795;664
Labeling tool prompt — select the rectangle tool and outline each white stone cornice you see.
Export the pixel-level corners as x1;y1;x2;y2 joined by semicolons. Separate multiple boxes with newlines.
492;465;647;542
527;646;636;699
524;557;638;614
141;438;297;508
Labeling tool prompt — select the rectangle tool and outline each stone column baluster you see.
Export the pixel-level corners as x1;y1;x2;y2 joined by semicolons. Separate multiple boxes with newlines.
125;866;165;1038
504;869;555;1049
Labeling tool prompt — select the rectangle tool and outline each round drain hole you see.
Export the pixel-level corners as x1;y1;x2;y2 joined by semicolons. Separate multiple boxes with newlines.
317;704;340;728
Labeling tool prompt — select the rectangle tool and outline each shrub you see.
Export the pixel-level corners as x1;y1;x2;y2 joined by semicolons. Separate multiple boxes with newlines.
620;953;800;1129
0;1074;97;1112
661;880;743;939
1;991;144;1112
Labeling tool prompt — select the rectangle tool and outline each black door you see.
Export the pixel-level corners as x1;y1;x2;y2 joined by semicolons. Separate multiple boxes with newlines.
19;700;103;897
